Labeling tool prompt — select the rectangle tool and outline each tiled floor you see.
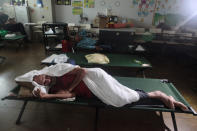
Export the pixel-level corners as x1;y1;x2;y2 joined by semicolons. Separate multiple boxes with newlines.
0;42;197;131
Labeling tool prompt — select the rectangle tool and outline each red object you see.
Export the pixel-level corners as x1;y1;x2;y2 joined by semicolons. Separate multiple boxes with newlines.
113;23;134;28
75;35;81;42
49;73;93;98
108;23;114;28
62;40;72;52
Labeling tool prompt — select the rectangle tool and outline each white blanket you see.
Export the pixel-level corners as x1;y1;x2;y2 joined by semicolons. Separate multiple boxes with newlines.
15;63;139;107
41;54;69;64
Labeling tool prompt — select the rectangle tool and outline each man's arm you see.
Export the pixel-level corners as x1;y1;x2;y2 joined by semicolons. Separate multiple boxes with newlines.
148;91;188;111
66;67;86;92
33;89;75;99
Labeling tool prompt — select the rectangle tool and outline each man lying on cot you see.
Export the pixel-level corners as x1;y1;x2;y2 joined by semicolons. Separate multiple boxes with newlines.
15;63;188;111
0;12;28;41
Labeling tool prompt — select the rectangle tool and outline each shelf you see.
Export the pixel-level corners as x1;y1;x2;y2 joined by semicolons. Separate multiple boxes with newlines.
42;22;67;26
42;22;68;54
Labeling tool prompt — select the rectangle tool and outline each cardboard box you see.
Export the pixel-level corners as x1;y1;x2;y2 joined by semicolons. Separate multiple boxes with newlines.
99;16;109;28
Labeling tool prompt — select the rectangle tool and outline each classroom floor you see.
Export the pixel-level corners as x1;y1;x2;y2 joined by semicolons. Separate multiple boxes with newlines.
0;42;197;131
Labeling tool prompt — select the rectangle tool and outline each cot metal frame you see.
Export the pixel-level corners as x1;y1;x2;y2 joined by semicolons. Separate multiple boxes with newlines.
2;78;197;131
2;94;196;131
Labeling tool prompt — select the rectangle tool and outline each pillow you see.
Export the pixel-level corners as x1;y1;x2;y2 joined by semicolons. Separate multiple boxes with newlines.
18;86;33;97
85;53;110;64
16;81;34;97
16;81;34;89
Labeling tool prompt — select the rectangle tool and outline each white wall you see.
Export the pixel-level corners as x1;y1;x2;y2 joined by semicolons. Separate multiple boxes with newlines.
0;0;8;7
54;0;197;26
27;0;54;23
1;3;16;18
55;0;153;25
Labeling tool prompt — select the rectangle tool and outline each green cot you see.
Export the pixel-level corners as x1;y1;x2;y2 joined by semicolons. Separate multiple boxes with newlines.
42;52;152;77
2;77;196;131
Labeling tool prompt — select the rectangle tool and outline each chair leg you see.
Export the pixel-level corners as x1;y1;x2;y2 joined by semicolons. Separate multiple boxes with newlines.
16;100;28;125
171;112;178;131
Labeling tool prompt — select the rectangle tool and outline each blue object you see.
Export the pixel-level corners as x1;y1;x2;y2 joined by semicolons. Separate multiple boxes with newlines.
77;30;96;49
68;59;76;65
37;0;43;8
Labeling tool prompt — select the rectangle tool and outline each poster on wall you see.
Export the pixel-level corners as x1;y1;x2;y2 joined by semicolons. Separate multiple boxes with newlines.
132;0;155;17
56;0;62;5
10;0;26;6
64;0;71;5
84;0;95;8
72;7;83;15
37;0;43;8
72;1;83;7
56;0;71;5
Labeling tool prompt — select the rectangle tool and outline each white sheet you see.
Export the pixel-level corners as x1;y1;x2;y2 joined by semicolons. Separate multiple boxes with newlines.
84;68;140;107
15;63;139;107
41;54;68;64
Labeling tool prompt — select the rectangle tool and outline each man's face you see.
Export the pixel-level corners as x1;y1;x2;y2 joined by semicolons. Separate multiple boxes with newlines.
33;75;52;86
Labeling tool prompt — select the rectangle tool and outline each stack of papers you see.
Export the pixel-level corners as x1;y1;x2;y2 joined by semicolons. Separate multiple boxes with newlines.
55;44;62;49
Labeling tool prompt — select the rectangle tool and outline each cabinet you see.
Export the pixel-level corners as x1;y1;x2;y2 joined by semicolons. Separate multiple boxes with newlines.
98;28;136;53
42;22;69;53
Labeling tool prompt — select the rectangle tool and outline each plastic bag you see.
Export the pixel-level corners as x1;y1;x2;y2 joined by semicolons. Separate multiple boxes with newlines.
0;30;8;37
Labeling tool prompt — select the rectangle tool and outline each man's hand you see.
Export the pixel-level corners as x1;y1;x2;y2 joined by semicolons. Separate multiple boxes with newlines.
148;91;188;111
33;89;47;98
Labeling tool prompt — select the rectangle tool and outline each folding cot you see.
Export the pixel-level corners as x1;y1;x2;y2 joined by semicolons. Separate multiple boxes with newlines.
2;77;196;131
41;52;152;77
1;35;26;48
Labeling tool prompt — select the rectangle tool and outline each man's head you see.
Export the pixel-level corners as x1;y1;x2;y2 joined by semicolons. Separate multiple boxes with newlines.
33;75;53;86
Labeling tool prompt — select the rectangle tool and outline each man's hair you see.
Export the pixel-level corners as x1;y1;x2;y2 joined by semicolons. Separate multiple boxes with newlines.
33;75;39;82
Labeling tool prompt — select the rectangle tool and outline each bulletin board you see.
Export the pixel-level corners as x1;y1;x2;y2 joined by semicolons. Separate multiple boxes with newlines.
84;0;95;8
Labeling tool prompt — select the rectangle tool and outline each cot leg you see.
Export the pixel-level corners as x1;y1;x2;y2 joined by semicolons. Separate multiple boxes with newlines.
159;111;164;126
142;70;146;78
94;107;99;131
171;112;178;131
16;100;28;125
136;69;146;78
159;111;171;131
